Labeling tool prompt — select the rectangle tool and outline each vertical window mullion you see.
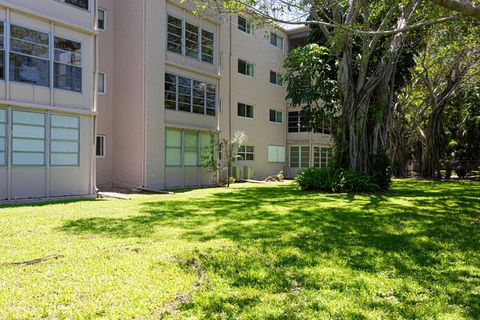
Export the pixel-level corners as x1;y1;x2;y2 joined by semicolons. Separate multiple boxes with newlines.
175;75;179;111
198;26;202;62
189;79;193;112
182;19;186;56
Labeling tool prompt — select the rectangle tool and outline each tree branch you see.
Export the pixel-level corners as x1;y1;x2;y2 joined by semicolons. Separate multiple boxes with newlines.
429;0;480;18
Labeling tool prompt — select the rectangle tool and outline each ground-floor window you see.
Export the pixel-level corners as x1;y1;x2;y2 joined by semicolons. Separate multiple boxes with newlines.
0;109;81;167
290;146;310;168
313;147;332;168
238;146;254;161
165;128;214;167
268;145;285;163
50;114;80;166
12;110;46;166
0;109;6;165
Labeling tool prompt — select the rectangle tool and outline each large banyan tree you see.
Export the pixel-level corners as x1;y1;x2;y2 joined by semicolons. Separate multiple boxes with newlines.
190;0;477;177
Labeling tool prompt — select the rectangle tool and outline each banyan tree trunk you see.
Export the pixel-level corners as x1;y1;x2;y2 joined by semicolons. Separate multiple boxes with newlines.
421;104;447;178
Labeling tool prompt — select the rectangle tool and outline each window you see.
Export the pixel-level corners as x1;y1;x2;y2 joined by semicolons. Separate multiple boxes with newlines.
167;15;215;64
201;30;214;64
313;147;332;168
96;135;105;157
0;22;4;80
238;59;254;77
268;145;285;163
238;146;254;161
97;72;105;94
166;129;182;166
290;146;310;168
269;109;283;123
270;32;284;49
185;23;199;59
98;8;106;31
54;37;82;92
184;131;199;166
164;73;216;116
238;16;253;34
0;109;6;165
200;132;214;164
166;129;214;167
60;0;89;10
50;114;80;166
237;103;254;119
10;25;50;87
288;111;308;133
12;111;45;166
314;119;332;134
270;71;283;86
167;15;183;54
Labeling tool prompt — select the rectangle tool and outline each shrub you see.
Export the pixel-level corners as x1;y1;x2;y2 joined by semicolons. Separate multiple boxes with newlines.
295;167;379;193
369;149;392;191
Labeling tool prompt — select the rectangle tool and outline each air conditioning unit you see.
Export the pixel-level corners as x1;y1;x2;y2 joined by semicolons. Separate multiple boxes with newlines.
232;166;241;180
244;166;254;180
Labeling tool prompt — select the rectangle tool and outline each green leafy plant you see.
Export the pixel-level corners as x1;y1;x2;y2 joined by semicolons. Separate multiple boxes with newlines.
295;167;379;193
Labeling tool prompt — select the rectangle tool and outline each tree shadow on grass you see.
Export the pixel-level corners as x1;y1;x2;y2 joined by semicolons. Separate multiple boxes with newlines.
60;180;480;318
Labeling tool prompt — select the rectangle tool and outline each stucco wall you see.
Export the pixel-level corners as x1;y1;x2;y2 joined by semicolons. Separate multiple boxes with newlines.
111;0;145;189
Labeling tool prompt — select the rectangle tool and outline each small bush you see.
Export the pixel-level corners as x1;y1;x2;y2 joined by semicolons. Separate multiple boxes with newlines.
369;149;392;191
295;167;379;193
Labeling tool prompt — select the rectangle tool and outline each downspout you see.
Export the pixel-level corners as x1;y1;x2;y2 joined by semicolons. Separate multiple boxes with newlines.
227;16;233;185
142;0;147;188
92;0;99;195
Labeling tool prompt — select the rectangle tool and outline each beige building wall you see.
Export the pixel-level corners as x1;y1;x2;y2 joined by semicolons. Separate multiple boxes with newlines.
0;0;97;201
219;14;289;180
110;0;145;188
94;0;334;190
96;0;113;188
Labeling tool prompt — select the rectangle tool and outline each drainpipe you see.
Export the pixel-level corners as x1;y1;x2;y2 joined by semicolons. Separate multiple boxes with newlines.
227;16;233;186
142;0;147;188
92;0;99;195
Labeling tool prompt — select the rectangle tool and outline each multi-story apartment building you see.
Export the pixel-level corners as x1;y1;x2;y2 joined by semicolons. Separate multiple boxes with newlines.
94;0;333;191
0;0;97;201
0;0;333;200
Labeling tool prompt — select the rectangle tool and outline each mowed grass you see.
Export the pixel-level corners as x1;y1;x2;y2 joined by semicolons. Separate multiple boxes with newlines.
0;180;479;319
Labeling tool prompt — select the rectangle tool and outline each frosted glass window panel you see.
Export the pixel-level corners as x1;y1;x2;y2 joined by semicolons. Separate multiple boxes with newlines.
51;141;78;153
51;115;80;128
200;133;212;149
12;152;44;165
12;138;44;152
166;148;181;166
268;146;285;163
51;127;79;140
166;129;181;147
12;125;45;139
0;138;4;151
0;109;5;122
184;132;198;149
0;152;4;165
0;124;5;135
51;153;78;166
13;111;45;126
184;151;198;166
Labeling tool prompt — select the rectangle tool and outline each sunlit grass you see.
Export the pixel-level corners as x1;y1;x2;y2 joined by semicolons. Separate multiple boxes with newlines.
0;179;479;319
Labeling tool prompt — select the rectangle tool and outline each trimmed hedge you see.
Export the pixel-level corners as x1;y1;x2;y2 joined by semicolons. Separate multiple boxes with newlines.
295;167;380;193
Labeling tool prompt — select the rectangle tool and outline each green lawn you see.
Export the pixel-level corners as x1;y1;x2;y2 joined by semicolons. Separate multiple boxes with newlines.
0;180;479;319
